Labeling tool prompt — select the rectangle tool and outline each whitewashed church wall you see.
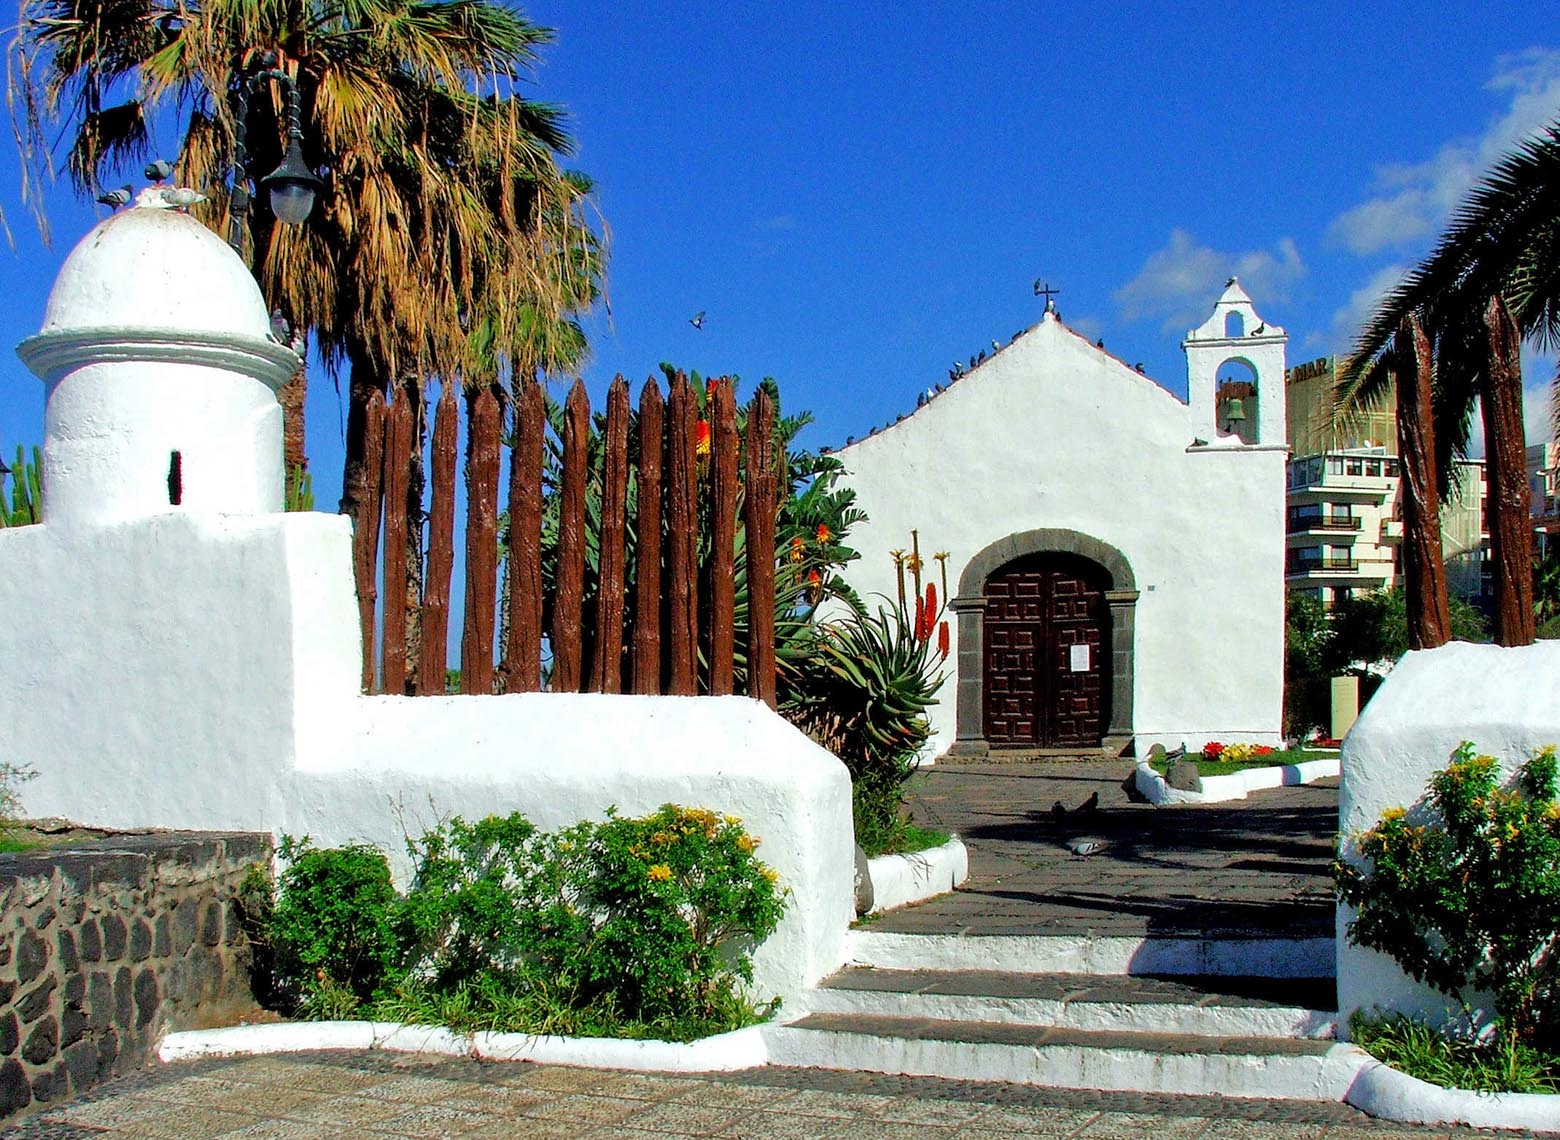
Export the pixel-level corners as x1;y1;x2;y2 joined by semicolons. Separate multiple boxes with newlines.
835;316;1285;756
1337;640;1560;1032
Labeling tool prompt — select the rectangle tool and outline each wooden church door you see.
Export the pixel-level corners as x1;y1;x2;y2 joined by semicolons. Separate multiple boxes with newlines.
982;553;1110;748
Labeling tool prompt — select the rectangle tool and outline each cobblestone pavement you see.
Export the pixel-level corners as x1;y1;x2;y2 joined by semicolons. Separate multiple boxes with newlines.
2;1049;1544;1140
877;761;1337;938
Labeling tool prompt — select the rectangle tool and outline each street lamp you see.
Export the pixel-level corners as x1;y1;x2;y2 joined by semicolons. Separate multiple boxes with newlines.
227;55;323;255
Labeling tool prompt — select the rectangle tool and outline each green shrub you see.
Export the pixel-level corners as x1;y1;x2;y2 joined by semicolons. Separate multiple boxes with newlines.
584;805;786;1021
1335;743;1560;1050
389;805;786;1039
267;837;400;1011
396;813;541;990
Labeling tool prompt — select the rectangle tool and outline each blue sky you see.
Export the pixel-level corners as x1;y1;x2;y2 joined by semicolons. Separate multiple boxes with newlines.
2;2;1558;518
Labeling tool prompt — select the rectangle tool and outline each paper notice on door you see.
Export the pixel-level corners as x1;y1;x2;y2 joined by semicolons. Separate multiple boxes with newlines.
1069;644;1090;672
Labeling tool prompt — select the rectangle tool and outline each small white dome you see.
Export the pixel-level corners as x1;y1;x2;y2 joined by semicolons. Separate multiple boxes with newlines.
39;193;271;342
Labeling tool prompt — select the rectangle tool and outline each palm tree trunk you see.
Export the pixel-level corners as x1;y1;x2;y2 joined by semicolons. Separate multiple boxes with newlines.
278;361;307;483
1394;314;1452;650
340;349;389;520
1482;293;1535;646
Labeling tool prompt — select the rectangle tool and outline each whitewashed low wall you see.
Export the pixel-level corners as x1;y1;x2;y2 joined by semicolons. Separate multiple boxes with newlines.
1345;1058;1560;1132
1338;641;1560;1030
866;837;969;914
287;693;855;1004
1132;756;1340;805
0;512;857;1011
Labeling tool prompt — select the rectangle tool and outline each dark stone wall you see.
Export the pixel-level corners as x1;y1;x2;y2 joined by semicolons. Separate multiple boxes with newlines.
0;831;269;1121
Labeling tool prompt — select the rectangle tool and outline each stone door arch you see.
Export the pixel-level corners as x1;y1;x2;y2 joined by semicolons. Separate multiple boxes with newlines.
948;530;1138;757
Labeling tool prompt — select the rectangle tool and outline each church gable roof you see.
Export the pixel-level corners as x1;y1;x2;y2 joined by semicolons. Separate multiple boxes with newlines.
834;311;1189;458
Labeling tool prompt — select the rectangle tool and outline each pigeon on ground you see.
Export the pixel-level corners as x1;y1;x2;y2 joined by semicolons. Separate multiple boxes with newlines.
96;184;133;209
1050;800;1067;825
145;159;175;184
1076;791;1099;814
1068;837;1108;858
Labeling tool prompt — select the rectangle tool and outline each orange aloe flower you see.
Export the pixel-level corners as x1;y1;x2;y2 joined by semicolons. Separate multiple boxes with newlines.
816;523;832;543
695;420;712;458
789;536;806;563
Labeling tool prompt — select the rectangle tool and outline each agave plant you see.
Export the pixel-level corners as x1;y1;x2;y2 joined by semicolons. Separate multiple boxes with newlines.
781;597;945;779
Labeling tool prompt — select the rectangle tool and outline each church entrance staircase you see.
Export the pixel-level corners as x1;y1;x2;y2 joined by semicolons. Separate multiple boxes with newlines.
772;763;1353;1101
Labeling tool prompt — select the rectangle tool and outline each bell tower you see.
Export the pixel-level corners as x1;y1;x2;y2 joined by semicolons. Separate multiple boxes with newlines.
1182;278;1287;446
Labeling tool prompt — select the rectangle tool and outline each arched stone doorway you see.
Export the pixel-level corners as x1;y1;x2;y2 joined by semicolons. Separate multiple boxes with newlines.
947;530;1137;758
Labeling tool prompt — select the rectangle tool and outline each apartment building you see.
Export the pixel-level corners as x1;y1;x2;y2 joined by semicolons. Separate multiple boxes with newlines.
1284;356;1490;609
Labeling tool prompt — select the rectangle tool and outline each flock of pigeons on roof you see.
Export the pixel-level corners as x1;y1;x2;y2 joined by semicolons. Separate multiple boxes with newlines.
820;325;1046;454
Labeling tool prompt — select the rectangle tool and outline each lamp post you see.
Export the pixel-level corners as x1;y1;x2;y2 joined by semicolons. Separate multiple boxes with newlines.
227;55;323;256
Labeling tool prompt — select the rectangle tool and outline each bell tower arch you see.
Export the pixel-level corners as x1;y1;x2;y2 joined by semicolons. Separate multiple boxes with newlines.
1182;278;1287;446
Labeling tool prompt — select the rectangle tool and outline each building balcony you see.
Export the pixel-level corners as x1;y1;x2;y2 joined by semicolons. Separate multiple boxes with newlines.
1286;557;1359;576
1380;518;1403;543
1286;514;1362;534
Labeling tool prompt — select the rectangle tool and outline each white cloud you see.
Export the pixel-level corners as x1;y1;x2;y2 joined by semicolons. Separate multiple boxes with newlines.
1315;263;1409;355
1114;230;1306;333
1328;48;1560;256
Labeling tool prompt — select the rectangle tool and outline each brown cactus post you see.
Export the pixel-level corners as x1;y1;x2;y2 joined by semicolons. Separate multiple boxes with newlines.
380;390;414;694
632;379;665;694
744;389;778;707
418;382;458;695
552;379;591;692
708;378;739;695
1482;293;1535;646
400;378;426;677
502;374;546;693
460;384;503;694
591;377;631;693
665;373;699;695
353;390;387;692
1394;314;1452;650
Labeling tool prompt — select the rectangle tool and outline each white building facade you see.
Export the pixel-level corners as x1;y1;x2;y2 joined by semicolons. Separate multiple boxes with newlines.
833;281;1289;758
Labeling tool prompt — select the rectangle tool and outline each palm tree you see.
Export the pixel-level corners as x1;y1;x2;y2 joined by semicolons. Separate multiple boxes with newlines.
1337;119;1560;647
9;0;593;519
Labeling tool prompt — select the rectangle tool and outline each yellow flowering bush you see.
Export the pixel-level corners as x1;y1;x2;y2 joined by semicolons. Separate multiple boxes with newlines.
1335;743;1560;1051
352;806;786;1039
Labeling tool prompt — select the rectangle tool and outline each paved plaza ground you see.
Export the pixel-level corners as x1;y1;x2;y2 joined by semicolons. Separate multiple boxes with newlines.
886;759;1337;938
6;761;1551;1139
0;1048;1525;1139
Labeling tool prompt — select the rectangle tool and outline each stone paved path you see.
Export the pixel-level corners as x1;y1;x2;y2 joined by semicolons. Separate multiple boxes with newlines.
1;1049;1538;1139
879;761;1337;938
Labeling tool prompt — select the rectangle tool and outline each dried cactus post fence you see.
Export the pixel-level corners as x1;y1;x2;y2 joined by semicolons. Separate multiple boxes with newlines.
353;373;782;702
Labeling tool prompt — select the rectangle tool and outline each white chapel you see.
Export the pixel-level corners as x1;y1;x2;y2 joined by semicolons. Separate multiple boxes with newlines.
833;280;1289;758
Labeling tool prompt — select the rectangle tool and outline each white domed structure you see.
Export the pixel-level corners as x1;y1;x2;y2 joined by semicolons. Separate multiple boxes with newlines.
16;189;301;525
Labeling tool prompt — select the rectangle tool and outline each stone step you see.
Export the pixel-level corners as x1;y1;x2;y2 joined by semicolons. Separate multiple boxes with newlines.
804;967;1337;1040
847;929;1335;978
768;1012;1365;1102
